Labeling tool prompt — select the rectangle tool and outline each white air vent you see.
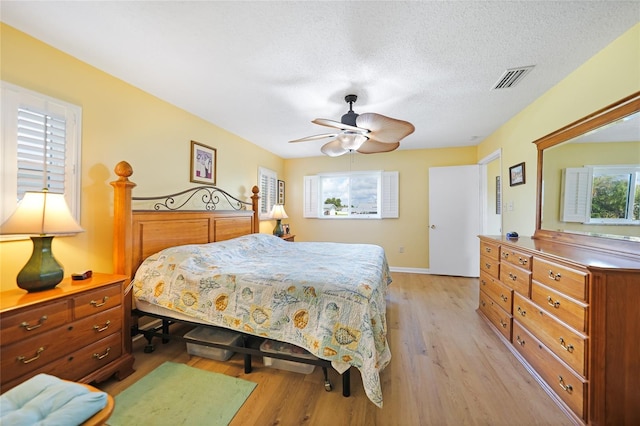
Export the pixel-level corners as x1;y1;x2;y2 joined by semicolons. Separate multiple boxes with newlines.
492;66;535;90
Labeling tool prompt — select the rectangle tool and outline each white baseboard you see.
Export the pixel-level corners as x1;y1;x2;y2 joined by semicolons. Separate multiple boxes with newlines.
389;266;430;274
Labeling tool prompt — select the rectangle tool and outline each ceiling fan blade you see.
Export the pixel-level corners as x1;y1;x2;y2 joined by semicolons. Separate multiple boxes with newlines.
289;133;337;143
321;140;350;157
312;118;365;133
356;113;415;143
356;140;400;154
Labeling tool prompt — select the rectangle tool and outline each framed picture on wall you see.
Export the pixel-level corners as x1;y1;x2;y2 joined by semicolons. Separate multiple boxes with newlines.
509;162;525;186
278;180;285;204
190;141;216;185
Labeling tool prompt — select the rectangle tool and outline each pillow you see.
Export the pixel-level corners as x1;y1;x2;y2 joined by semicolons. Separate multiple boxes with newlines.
0;374;108;426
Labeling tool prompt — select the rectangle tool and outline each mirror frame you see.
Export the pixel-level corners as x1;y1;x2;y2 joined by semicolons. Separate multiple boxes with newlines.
532;91;640;256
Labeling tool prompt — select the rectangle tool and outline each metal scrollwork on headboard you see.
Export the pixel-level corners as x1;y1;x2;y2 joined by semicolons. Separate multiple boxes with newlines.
133;186;251;211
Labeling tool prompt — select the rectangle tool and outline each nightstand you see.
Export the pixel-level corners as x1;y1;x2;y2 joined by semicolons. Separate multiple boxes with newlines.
280;234;295;242
0;273;135;391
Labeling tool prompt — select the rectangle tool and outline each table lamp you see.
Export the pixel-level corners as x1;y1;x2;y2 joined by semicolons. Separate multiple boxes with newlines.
0;189;84;292
270;204;288;237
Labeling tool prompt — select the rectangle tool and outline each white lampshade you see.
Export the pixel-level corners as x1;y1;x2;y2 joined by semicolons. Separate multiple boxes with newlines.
1;190;84;236
270;204;288;220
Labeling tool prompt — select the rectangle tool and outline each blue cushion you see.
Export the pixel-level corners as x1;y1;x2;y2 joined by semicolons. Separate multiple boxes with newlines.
0;374;108;426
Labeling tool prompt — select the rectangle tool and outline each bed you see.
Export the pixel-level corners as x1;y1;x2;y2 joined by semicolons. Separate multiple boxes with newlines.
111;161;392;407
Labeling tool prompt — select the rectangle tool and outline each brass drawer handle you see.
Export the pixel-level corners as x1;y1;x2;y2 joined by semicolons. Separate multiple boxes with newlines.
558;376;573;393
485;247;492;253
517;306;526;316
548;270;562;281
502;252;509;259
480;279;486;286
20;316;48;331
559;337;574;353
481;300;486;307
499;319;508;329
547;296;561;308
518;257;528;265
90;296;109;308
93;347;111;360
500;294;508;302
17;347;45;364
515;335;525;346
485;263;491;269
93;320;111;332
508;272;517;281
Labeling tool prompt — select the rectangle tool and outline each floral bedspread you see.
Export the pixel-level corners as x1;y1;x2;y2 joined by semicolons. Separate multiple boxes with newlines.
131;233;392;407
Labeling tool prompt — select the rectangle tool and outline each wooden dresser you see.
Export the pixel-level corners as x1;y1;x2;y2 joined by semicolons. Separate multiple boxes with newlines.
478;235;640;425
0;273;135;392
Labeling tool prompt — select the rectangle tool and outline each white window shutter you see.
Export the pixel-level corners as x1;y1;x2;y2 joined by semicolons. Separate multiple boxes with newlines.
258;167;277;220
561;167;590;222
303;175;318;218
381;171;399;218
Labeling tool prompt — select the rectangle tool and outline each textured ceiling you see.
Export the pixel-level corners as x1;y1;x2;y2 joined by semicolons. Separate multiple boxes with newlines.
1;1;638;158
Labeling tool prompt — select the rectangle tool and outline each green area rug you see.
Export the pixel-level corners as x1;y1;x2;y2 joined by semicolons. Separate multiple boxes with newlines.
110;361;256;426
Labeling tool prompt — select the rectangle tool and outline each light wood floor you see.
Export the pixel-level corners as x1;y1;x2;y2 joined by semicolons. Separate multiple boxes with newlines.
98;273;574;425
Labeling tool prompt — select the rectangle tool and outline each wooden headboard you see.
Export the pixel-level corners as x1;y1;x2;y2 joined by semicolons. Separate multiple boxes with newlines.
111;161;260;280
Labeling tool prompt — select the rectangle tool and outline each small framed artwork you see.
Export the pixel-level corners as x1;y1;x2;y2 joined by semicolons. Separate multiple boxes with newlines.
509;162;526;186
277;180;285;204
190;141;216;185
282;223;290;235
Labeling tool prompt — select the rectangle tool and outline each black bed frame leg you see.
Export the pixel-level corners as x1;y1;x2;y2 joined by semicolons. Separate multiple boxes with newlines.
342;368;351;397
162;319;170;344
242;336;252;373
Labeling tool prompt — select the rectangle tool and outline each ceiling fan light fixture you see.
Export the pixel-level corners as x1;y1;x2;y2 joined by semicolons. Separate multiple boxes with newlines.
338;133;367;150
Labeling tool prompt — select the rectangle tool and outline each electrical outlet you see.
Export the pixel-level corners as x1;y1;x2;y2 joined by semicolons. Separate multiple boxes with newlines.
399;246;404;253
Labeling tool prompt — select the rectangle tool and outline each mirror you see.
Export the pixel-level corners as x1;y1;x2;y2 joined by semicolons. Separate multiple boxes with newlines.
533;92;640;253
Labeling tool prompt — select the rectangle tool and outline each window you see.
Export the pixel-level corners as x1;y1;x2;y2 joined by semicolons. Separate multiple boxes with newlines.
258;167;277;220
561;165;640;224
304;171;398;219
1;82;82;226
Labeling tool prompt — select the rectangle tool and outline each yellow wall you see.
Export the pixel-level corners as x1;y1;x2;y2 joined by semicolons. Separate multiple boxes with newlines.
284;147;477;270
478;23;640;236
0;24;283;291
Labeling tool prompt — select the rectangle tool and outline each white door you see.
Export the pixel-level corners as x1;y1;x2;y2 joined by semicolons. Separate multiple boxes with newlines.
429;165;480;277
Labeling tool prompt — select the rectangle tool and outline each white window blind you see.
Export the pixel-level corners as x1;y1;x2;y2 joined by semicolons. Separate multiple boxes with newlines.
17;108;67;198
258;167;277;220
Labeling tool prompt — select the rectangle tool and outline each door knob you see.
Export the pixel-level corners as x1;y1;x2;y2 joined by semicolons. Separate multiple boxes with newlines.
430;224;436;229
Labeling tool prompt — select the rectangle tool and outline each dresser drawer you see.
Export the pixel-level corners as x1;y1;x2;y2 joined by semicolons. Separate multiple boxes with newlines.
500;247;532;271
480;255;500;279
479;290;512;341
71;306;122;342
531;282;588;333
74;283;122;319
500;262;531;297
0;300;70;346
513;294;587;376
1;325;79;383
48;332;124;382
3;332;124;390
533;258;587;302
479;272;512;313
480;240;500;261
512;321;586;421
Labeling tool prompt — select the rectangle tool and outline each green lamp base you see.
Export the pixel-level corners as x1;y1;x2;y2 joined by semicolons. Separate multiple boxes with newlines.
273;219;284;237
17;236;64;292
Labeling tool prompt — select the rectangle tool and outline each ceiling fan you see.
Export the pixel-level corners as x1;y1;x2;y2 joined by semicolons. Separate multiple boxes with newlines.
289;94;415;157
